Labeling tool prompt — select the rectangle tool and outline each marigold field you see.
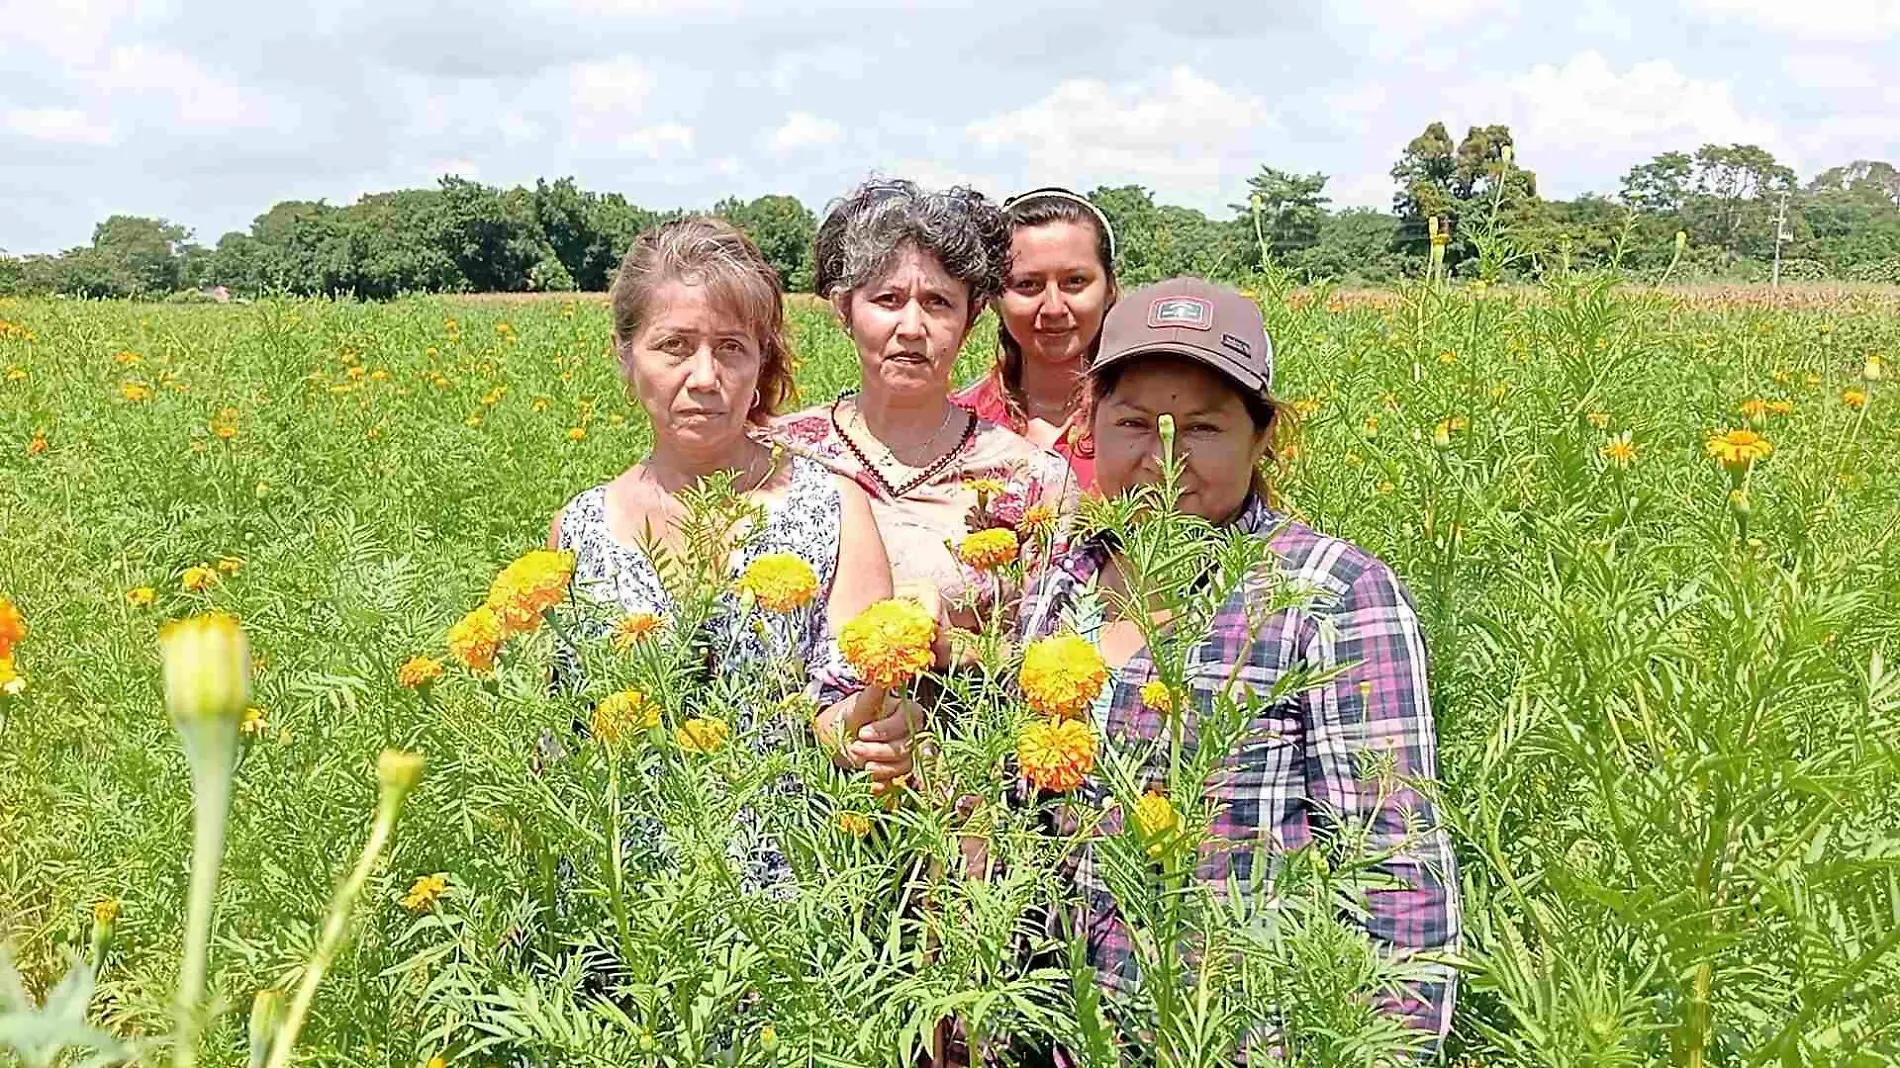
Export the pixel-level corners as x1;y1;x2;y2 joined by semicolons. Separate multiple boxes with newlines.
1;280;1897;1066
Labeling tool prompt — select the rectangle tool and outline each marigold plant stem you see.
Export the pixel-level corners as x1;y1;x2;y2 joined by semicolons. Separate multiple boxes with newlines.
173;745;234;1068
263;796;401;1068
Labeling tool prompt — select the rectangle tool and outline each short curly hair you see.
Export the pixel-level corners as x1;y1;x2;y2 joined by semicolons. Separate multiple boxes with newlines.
812;178;1009;313
608;216;794;424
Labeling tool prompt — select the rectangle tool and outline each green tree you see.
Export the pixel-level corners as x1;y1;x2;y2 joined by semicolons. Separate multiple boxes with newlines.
438;177;547;293
1390;121;1459;259
1235;168;1329;261
715;195;817;292
1620;151;1695;214
90;215;193;296
1290;208;1406;283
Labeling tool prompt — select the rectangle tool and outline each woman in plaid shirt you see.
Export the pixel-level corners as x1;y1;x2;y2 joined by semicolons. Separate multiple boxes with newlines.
1017;278;1461;1056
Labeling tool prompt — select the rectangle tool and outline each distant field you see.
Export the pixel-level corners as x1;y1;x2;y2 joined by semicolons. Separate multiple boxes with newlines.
1;285;1895;1064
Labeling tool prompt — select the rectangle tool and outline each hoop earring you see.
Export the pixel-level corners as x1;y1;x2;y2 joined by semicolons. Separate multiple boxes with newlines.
752;388;762;412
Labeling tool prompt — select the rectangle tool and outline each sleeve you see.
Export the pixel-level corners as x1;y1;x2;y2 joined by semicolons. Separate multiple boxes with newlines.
1300;559;1461;1050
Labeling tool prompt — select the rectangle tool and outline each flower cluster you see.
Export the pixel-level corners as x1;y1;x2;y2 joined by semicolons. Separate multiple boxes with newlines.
0;595;24;696
839;598;936;688
1020;634;1108;720
737;553;819;613
592;689;658;744
484;550;575;635
957;528;1020;571
1017;718;1097;794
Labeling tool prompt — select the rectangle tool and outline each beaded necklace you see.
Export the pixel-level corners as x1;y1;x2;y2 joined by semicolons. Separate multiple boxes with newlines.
828;392;977;499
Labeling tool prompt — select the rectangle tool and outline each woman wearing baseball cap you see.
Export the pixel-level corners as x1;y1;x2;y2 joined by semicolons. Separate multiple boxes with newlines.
953;187;1116;490
1018;277;1461;1055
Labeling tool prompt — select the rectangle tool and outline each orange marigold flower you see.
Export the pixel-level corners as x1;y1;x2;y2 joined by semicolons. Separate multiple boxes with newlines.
592;689;658;743
838;812;873;838
611;612;663;649
447;606;502;673
216;556;243;574
0;653;23;696
1843;388;1867;410
1020;634;1108;720
737;552;819;613
1705;429;1773;473
1017;718;1096;793
1019;503;1058;538
180;565;218;593
484;550;575;636
397;655;443;689
677;716;730;754
1601;431;1637;468
120;381;153;403
839;598;937;688
26;432;47;455
126;586;156;608
0;596;24;656
957;528;1020;571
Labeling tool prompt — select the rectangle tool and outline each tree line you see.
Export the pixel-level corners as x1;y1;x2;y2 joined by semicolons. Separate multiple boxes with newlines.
4;123;1898;301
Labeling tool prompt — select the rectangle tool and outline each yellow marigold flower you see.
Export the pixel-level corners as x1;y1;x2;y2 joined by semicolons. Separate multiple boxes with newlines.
120;381;153;402
26;432;47;455
611;612;663;649
957;528;1020;571
567;426;586;441
401;873;448;911
1843;388;1867;410
0;654;23;696
838;812;873;838
240;706;266;735
113;350;141;365
1739;398;1770;422
1139;679;1175;715
1601;431;1637;468
1767;400;1793;416
447;606;503;673
962;477;1005;497
737;552;819;613
1292;397;1322;418
1017;718;1096;793
1019;503;1058;537
397;655;443;689
1586;411;1611;430
677;716;730;754
484;549;575;636
0;597;24;657
1133;791;1179;847
839;598;937;688
1705;429;1773;473
216;556;244;574
92;898;120;925
180;565;218;592
592;689;658;743
126;586;155;608
427;1058;446;1068
531;396;551;412
1020;634;1108;720
159;613;250;726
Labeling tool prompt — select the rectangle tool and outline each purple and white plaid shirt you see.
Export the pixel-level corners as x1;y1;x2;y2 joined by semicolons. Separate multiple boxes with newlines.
1017;495;1460;1053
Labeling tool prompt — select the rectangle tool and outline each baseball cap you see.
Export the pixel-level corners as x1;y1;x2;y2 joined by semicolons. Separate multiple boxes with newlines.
1091;277;1273;398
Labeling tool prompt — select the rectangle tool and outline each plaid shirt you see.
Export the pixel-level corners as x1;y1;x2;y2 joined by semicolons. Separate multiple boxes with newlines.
1018;495;1460;1052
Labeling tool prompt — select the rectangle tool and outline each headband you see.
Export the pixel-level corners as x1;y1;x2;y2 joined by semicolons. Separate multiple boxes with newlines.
1003;186;1118;262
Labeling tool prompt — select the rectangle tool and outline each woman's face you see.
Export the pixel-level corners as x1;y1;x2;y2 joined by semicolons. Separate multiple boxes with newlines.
838;243;974;403
623;280;761;454
999;221;1112;370
1091;356;1270;523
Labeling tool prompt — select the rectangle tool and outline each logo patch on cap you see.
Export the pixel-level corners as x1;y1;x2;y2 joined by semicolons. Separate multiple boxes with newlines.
1148;297;1212;331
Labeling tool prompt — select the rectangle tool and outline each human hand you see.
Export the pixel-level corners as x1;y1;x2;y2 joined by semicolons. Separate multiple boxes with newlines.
894;578;954;669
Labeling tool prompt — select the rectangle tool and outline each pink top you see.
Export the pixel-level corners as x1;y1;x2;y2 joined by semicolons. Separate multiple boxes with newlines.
951;374;1096;491
769;400;1077;612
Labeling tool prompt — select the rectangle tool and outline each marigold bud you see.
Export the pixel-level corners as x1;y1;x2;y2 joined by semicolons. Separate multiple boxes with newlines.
377;748;425;800
160;613;251;727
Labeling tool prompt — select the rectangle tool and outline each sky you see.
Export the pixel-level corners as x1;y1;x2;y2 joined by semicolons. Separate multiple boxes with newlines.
2;0;1896;255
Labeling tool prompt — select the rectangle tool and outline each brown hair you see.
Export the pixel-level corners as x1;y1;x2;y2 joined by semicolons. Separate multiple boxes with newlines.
1076;352;1293;501
608;217;794;424
984;191;1118;428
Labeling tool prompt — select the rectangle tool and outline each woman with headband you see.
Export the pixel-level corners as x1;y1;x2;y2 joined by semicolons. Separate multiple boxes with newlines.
953;187;1117;490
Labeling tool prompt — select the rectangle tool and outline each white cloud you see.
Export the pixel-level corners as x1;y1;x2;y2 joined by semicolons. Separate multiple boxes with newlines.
768;111;843;153
4;106;116;146
965;67;1276;208
1685;0;1900;40
1482;51;1781;190
562;58;693;157
1330;171;1395;210
98;45;279;129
